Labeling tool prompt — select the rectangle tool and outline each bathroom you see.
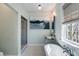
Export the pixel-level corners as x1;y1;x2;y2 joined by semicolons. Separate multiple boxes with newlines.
0;3;79;56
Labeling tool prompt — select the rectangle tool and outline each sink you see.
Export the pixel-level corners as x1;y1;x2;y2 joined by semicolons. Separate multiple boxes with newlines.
44;44;70;56
45;36;55;40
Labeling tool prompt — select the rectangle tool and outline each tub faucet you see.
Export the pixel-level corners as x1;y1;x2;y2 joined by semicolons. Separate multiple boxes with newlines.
63;45;74;56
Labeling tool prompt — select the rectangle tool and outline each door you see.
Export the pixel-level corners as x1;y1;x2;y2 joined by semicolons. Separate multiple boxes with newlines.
21;16;27;48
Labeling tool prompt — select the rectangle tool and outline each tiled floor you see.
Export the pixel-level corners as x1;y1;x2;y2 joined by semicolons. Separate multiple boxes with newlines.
21;45;46;56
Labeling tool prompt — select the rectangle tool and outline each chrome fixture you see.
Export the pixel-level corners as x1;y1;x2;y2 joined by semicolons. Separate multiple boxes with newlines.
63;45;74;56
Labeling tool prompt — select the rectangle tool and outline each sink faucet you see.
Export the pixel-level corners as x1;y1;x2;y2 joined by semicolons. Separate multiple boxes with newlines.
63;45;74;56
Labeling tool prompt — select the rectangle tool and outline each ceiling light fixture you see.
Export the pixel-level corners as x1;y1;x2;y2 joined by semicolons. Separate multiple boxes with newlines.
38;4;42;10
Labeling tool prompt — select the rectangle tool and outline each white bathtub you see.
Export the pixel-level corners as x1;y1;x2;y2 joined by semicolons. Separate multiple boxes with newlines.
44;44;69;56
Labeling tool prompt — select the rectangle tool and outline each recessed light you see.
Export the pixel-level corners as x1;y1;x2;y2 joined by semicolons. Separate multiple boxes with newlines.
38;4;42;10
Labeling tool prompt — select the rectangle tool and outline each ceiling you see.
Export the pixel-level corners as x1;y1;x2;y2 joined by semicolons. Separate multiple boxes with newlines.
16;3;56;20
14;3;56;19
19;3;56;12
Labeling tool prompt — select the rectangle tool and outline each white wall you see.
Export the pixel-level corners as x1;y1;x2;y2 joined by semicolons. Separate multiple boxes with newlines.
8;3;29;18
0;4;18;55
55;3;64;45
27;16;50;45
28;29;50;45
